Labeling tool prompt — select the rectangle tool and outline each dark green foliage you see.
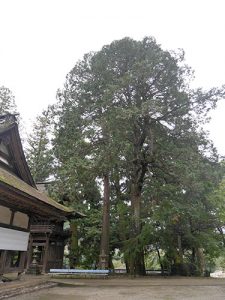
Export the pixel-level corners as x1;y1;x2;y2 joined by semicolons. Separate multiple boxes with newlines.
32;37;225;274
26;109;53;182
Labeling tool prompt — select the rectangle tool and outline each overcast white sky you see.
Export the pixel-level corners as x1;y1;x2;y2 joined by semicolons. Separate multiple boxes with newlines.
0;0;225;154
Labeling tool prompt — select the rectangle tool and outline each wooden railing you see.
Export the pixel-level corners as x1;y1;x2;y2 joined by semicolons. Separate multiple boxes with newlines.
30;224;70;235
30;224;56;233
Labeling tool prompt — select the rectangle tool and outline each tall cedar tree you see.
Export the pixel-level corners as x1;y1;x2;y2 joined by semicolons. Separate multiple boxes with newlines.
26;109;53;182
0;86;18;114
53;37;225;274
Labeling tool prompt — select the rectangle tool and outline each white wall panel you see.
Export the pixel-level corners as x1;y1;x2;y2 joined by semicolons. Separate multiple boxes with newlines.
0;227;29;251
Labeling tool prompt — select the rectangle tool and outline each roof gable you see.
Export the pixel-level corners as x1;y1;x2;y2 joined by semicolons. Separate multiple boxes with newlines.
0;114;83;219
0;114;36;187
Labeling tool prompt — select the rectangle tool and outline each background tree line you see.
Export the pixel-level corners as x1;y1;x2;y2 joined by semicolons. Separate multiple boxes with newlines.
11;37;225;276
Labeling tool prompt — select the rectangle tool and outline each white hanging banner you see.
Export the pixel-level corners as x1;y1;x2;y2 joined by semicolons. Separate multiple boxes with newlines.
0;227;29;251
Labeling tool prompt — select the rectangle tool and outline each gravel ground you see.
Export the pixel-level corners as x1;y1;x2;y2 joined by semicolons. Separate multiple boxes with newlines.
12;277;225;300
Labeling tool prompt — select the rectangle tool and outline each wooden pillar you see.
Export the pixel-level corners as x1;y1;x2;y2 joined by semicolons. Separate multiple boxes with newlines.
0;250;7;277
26;235;33;270
42;234;50;273
17;251;26;278
20;251;26;269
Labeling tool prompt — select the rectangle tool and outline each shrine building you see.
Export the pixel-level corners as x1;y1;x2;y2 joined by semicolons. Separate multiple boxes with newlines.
0;114;82;277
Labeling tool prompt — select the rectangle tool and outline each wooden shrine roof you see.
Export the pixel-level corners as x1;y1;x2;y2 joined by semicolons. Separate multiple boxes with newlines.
0;120;36;187
0;114;84;219
0;167;73;214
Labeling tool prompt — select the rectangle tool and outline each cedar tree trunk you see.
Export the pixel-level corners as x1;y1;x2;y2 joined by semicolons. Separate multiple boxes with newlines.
99;174;110;269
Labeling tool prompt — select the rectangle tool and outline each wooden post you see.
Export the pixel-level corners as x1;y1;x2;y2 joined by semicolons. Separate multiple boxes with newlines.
0;250;7;277
26;235;33;270
70;221;78;268
20;251;26;269
17;251;26;278
42;234;50;273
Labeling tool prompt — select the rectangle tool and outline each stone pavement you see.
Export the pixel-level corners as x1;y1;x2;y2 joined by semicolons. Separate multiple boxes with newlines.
1;274;225;299
0;274;57;299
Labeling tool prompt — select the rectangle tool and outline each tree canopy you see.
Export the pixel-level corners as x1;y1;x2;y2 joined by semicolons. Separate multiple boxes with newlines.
26;109;53;182
28;37;225;275
0;85;18;115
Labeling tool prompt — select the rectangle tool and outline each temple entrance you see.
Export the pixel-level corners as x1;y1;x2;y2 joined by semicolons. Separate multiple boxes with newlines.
27;222;69;273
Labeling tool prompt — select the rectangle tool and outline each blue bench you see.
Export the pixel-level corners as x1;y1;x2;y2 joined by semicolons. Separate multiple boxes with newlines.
49;269;110;278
